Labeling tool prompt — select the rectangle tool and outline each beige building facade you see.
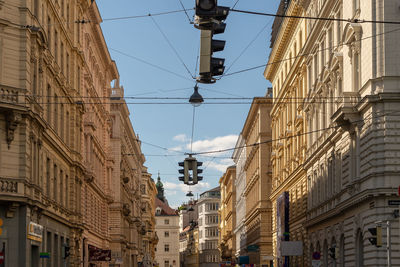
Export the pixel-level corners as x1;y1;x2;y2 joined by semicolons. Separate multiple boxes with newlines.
218;166;236;263
241;97;273;266
0;1;155;266
265;1;308;266
266;0;400;266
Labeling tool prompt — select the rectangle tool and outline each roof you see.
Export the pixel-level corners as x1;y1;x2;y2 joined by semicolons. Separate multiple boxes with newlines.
155;197;178;216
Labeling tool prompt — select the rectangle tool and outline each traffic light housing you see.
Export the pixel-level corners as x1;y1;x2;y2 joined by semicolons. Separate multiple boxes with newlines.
178;156;203;185
368;226;382;247
195;0;229;84
178;161;189;184
193;161;203;184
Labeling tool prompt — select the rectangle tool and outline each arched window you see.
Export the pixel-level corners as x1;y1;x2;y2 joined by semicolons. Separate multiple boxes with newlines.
356;229;364;267
339;234;345;267
323;240;328;266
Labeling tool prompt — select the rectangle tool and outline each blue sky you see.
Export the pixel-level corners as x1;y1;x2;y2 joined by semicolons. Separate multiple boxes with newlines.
96;0;280;207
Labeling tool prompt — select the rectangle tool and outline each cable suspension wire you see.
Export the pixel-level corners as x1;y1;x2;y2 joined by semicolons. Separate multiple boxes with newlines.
230;8;400;24
232;0;241;9
177;0;193;23
109;47;194;82
222;16;274;76
190;106;196;153
221;26;400;78
191;109;400;156
150;15;195;79
102;9;193;22
117;109;400;157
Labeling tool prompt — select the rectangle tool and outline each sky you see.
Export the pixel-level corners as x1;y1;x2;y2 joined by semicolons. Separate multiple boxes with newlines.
96;0;280;208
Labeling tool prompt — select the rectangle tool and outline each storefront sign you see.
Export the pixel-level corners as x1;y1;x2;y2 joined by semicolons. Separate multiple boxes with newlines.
39;252;50;259
88;244;111;261
27;222;43;242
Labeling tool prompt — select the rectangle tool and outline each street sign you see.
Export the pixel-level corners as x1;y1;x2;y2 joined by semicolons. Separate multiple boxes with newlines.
388;200;400;206
312;251;321;260
39;252;50;259
312;260;321;267
247;244;259;252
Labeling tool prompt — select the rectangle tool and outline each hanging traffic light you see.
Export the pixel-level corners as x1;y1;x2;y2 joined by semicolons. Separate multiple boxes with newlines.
195;0;229;84
368;226;382;247
193;161;203;184
178;155;202;185
178;161;189;184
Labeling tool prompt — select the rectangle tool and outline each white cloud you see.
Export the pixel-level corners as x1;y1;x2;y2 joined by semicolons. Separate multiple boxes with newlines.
189;135;238;155
164;181;211;194
173;134;188;142
203;158;234;172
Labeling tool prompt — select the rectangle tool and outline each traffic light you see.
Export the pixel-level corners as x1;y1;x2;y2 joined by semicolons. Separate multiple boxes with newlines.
178;156;203;185
195;0;229;84
178;161;189;184
368;226;382;247
193;161;203;184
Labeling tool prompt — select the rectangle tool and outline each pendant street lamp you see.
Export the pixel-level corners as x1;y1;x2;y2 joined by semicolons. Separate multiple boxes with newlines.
189;85;204;107
186;191;194;197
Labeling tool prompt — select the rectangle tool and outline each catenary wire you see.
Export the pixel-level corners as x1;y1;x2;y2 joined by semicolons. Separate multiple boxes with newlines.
221;26;400;78
150;15;195;79
177;0;193;23
230;8;400;24
190;109;400;156
222;16;274;76
109;47;194;82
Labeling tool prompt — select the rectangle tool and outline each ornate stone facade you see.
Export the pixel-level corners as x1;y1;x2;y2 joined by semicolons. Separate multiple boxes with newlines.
266;0;400;266
241;97;273;266
218;166;236;263
0;1;154;266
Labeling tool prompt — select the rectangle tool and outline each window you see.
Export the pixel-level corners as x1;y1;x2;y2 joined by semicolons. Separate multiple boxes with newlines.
164;261;169;267
164;219;169;225
53;164;58;201
164;231;169;238
164;244;169;252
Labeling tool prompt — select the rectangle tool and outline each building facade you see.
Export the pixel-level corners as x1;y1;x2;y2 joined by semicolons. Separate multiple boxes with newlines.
264;1;308;266
232;135;247;259
241;97;273;266
266;0;400;266
154;177;179;267
0;0;92;266
0;1;155;266
218;166;236;263
198;187;221;267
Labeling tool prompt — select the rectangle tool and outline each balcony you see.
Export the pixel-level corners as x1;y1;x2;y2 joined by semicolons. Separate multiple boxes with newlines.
331;92;361;130
0;177;24;198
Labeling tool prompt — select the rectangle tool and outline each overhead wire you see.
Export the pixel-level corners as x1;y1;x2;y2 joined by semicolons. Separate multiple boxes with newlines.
150;15;195;79
191;109;400;156
176;0;193;23
230;8;400;24
221;26;400;78
109;47;194;82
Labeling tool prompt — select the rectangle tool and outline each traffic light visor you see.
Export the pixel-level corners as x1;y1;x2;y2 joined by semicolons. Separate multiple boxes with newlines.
197;0;216;10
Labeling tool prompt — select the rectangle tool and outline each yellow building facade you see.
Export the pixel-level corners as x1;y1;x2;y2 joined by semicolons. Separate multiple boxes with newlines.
264;1;309;266
242;97;273;266
218;166;236;263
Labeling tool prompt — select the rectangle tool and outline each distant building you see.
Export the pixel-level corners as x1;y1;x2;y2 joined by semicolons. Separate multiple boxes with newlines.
232;135;247;258
154;175;180;267
198;187;221;267
219;166;236;263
